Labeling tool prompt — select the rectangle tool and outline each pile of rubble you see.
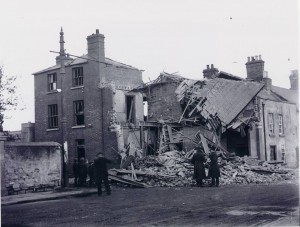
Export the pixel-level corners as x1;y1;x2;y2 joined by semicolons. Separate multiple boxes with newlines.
219;156;297;185
114;150;297;187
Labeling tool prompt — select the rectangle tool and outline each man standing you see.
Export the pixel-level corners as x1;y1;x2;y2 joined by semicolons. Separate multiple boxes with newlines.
208;151;220;187
191;146;206;187
72;158;79;187
94;153;112;196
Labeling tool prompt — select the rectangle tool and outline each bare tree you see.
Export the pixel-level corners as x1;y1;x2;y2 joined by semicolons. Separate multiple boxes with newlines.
0;66;19;132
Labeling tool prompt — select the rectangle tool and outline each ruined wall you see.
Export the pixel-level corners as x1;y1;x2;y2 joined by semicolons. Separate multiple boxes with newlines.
3;142;62;192
148;83;183;121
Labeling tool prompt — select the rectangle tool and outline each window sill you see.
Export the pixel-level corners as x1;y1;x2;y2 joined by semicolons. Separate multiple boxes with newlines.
279;134;285;137
71;86;84;90
47;128;59;131
46;90;59;94
72;125;86;129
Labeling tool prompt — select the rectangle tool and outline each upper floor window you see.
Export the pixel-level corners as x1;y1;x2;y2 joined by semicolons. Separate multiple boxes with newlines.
268;113;274;134
73;67;83;87
74;100;84;125
126;95;135;123
48;104;58;129
48;73;57;91
278;114;284;135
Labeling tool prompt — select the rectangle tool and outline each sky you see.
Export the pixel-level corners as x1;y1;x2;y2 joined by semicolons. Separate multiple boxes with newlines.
0;0;299;131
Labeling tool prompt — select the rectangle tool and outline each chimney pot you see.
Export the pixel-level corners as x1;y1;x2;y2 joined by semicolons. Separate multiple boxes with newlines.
259;55;261;60
96;29;99;34
211;64;214;69
247;57;250;62
207;65;209;69
255;55;258;60
251;56;255;61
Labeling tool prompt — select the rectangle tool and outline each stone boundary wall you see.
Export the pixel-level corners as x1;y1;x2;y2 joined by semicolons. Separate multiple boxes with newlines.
1;142;62;196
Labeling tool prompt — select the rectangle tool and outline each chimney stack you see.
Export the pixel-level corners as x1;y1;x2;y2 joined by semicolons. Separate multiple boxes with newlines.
203;64;219;79
245;55;265;81
289;70;298;90
262;71;272;90
87;29;105;61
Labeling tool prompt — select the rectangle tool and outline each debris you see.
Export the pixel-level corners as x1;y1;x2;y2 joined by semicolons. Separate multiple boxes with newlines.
114;151;296;187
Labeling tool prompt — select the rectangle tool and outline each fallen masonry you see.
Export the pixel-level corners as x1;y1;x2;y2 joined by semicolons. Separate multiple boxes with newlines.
108;150;297;188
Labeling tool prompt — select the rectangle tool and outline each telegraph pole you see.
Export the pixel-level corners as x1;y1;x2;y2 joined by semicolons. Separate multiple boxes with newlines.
59;27;68;187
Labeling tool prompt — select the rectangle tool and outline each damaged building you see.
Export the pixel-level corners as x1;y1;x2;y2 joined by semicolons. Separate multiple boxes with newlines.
33;29;145;173
133;56;298;168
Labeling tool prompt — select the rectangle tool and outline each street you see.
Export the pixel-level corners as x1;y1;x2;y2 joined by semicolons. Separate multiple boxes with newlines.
1;183;299;226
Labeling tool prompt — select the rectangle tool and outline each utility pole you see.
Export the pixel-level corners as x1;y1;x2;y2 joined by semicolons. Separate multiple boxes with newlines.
59;27;69;187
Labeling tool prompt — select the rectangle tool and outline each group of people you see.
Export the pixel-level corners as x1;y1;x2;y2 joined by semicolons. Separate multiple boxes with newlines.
73;157;95;187
191;145;220;187
72;146;219;196
73;153;112;196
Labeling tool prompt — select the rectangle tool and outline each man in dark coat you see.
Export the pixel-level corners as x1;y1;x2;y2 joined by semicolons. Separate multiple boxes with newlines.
94;153;112;196
208;151;220;187
191;146;206;187
78;157;88;186
72;158;79;187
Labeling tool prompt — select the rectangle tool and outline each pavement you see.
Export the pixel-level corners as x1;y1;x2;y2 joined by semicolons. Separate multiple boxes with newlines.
1;186;98;206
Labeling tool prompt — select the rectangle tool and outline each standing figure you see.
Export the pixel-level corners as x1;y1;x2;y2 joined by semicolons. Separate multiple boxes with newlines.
94;153;112;196
78;157;88;186
191;146;206;187
88;162;95;187
72;158;79;187
208;151;220;187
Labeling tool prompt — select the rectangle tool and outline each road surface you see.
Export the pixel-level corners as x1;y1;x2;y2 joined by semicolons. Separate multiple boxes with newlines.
2;183;299;226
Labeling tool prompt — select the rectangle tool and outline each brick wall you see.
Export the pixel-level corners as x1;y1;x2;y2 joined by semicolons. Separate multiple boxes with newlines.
147;83;183;121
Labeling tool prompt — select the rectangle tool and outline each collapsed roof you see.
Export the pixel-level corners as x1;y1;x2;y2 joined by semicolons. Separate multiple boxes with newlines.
175;78;264;128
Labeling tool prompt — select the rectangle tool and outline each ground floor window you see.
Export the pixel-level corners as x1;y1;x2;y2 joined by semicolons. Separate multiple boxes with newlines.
76;139;85;159
270;145;277;161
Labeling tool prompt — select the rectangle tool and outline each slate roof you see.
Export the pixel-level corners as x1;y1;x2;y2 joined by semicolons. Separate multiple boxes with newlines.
257;89;288;102
197;78;264;126
271;85;299;109
33;55;140;75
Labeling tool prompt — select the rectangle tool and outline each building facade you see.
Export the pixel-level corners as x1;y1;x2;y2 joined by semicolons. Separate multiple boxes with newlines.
33;29;144;173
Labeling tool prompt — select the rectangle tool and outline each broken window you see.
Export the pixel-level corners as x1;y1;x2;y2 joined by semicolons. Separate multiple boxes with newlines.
48;104;58;129
278;115;284;135
143;97;148;121
268;113;274;134
74;100;84;126
126;95;135;123
76;139;85;159
48;73;57;91
73;67;83;87
270;145;277;161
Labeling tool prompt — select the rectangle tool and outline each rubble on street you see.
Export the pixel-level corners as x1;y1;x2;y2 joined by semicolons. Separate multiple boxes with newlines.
111;150;296;187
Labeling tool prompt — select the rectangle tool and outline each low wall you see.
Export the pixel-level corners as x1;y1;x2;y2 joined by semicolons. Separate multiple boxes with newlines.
1;142;62;196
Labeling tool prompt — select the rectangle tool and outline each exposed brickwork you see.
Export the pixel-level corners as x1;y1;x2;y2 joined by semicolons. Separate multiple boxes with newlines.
147;83;183;121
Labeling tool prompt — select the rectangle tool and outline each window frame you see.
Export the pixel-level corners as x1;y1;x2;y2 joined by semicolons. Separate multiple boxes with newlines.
268;113;274;135
48;104;58;129
72;67;84;87
48;73;57;91
278;114;284;135
73;100;84;126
